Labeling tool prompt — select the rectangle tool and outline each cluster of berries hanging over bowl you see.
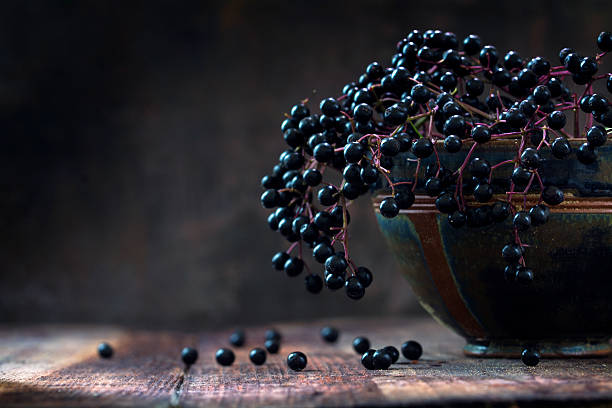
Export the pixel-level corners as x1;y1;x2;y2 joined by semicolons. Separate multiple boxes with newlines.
261;29;612;297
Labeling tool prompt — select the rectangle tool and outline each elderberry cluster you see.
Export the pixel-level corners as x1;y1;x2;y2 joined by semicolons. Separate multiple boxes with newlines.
262;29;612;293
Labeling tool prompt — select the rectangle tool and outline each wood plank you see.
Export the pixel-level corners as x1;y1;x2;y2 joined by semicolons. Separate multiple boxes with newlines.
1;318;611;407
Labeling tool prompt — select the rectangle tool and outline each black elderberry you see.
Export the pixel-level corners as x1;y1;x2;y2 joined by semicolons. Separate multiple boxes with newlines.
520;148;541;169
516;267;534;285
380;197;399;218
313;142;334;163
577;143;597;164
512;166;532;187
401;340;423;360
291;103;310;120
435;193;458;214
216;348;235;366
597;31;612;52
260;189;279;209
521;348;540;366
344;142;364;163
444;135;462;153
248;348;267;366
313;242;334;263
98;342;113;359
384;104;408;126
353;88;376;105
343;164;362;184
342;182;362;200
412;138;434;158
353;103;373;123
529;56;550;76
506;108;528;129
287;351;307;371
345;276;365;300
355;266;373;288
542;186;564;205
448;211;466;228
443;102;463;117
425;177;442;197
519;99;537;117
471;125;491;143
504;50;523;69
491;67;511;87
513;211;531;231
504;264;519;282
181;347;198;366
395;189;415;209
284;257;304;277
272;252;290;270
469;157;491;178
411;84;431;104
491;201;511;222
265;339;280;354
384;346;400;364
529;204;549;226
321;326;339;343
589;94;609;114
551;137;571;158
580;56;598;76
463;34;482;55
479;45;498;68
532;85;551;105
305;274;323;293
464;77;484;97
442;49;461;68
502;243;523;263
361;165;380;184
229;329;245;347
597;110;612;127
325;273;344;290
353;337;370;355
381;137;401;156
325;254;348;274
547;110;566;130
281;118;297;132
564;52;581;74
372;349;393;370
361;349;376;370
474;183;493;202
587;126;607;147
320;97;341;116
265;329;281;342
443;115;466;136
517;68;537;89
439;72;457;92
318;186;338;206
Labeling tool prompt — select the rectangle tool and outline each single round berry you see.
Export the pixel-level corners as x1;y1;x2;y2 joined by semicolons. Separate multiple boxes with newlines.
383;346;400;364
529;204;549;226
469;157;491;178
260;189;279;209
345;276;365;300
249;348;267;366
504;264;519;282
321;326;339;343
587;126;607;147
502;243;523;263
98;342;113;359
425;177;442;197
355;266;373;288
272;252;290;271
401;340;423;360
361;349;376;370
542;186;564;206
435;193;458;214
264;339;280;354
491;202;511;222
463;34;482;55
287;351;307;371
181;347;198;366
380;197;399;218
229;330;245;347
521;348;541;366
577;142;597;164
474;183;493;203
512;166;532;187
265;329;281;342
448;211;467;228
353;337;371;355
551;137;571;159
305;274;323;294
215;348;235;366
471;125;491;143
444;135;462;153
372;349;393;370
325;254;348;274
597;31;612;52
284;257;304;277
344;142;364;163
325;273;345;290
520;148;541;169
547;110;566;130
516;267;535;285
412;138;434;158
513;211;531;231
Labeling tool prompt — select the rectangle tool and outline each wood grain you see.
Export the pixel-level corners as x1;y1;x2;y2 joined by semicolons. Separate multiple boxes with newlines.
1;318;611;407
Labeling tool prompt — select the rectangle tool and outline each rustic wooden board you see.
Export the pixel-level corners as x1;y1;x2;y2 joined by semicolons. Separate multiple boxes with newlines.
1;318;611;407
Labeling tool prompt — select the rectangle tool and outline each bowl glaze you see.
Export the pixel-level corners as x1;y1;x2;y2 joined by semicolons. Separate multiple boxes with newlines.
373;139;612;357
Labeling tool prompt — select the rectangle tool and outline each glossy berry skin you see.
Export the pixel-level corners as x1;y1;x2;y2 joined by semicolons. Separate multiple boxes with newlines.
587;126;607;147
444;135;462;153
473;183;493;203
264;339;280;354
529;204;549;226
577;143;597;164
469;158;490;178
344;142;364;163
384;346;400;364
513;211;531;231
520;148;541;169
261;189;279;209
547;110;566;130
265;329;282;342
98;342;113;359
353;337;371;354
249;348;267;366
448;211;466;228
345;276;365;300
356;266;373;288
401;340;423;360
361;349;376;370
229;330;245;347
372;349;393;370
412;138;434;158
542;186;564;205
435;194;458;214
512;166;532;187
502;243;522;263
325;254;348;274
380;197;399;218
471;125;491;143
491;202;511;222
284;257;304;277
305;274;323;293
321;326;339;343
521;348;540;366
287;351;307;371
272;252;290;271
181;347;199;366
517;266;535;285
325;273;345;290
381;138;401;156
597;31;612;52
463;34;482;55
551;137;571;158
215;348;235;366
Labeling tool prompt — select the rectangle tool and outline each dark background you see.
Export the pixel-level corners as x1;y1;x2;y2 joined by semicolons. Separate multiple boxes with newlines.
0;0;609;329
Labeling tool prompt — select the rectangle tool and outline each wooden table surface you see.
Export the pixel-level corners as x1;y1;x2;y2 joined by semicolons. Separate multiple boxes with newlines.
1;317;611;407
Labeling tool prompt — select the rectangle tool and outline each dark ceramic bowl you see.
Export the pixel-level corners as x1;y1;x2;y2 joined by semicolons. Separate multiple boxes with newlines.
373;139;612;357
